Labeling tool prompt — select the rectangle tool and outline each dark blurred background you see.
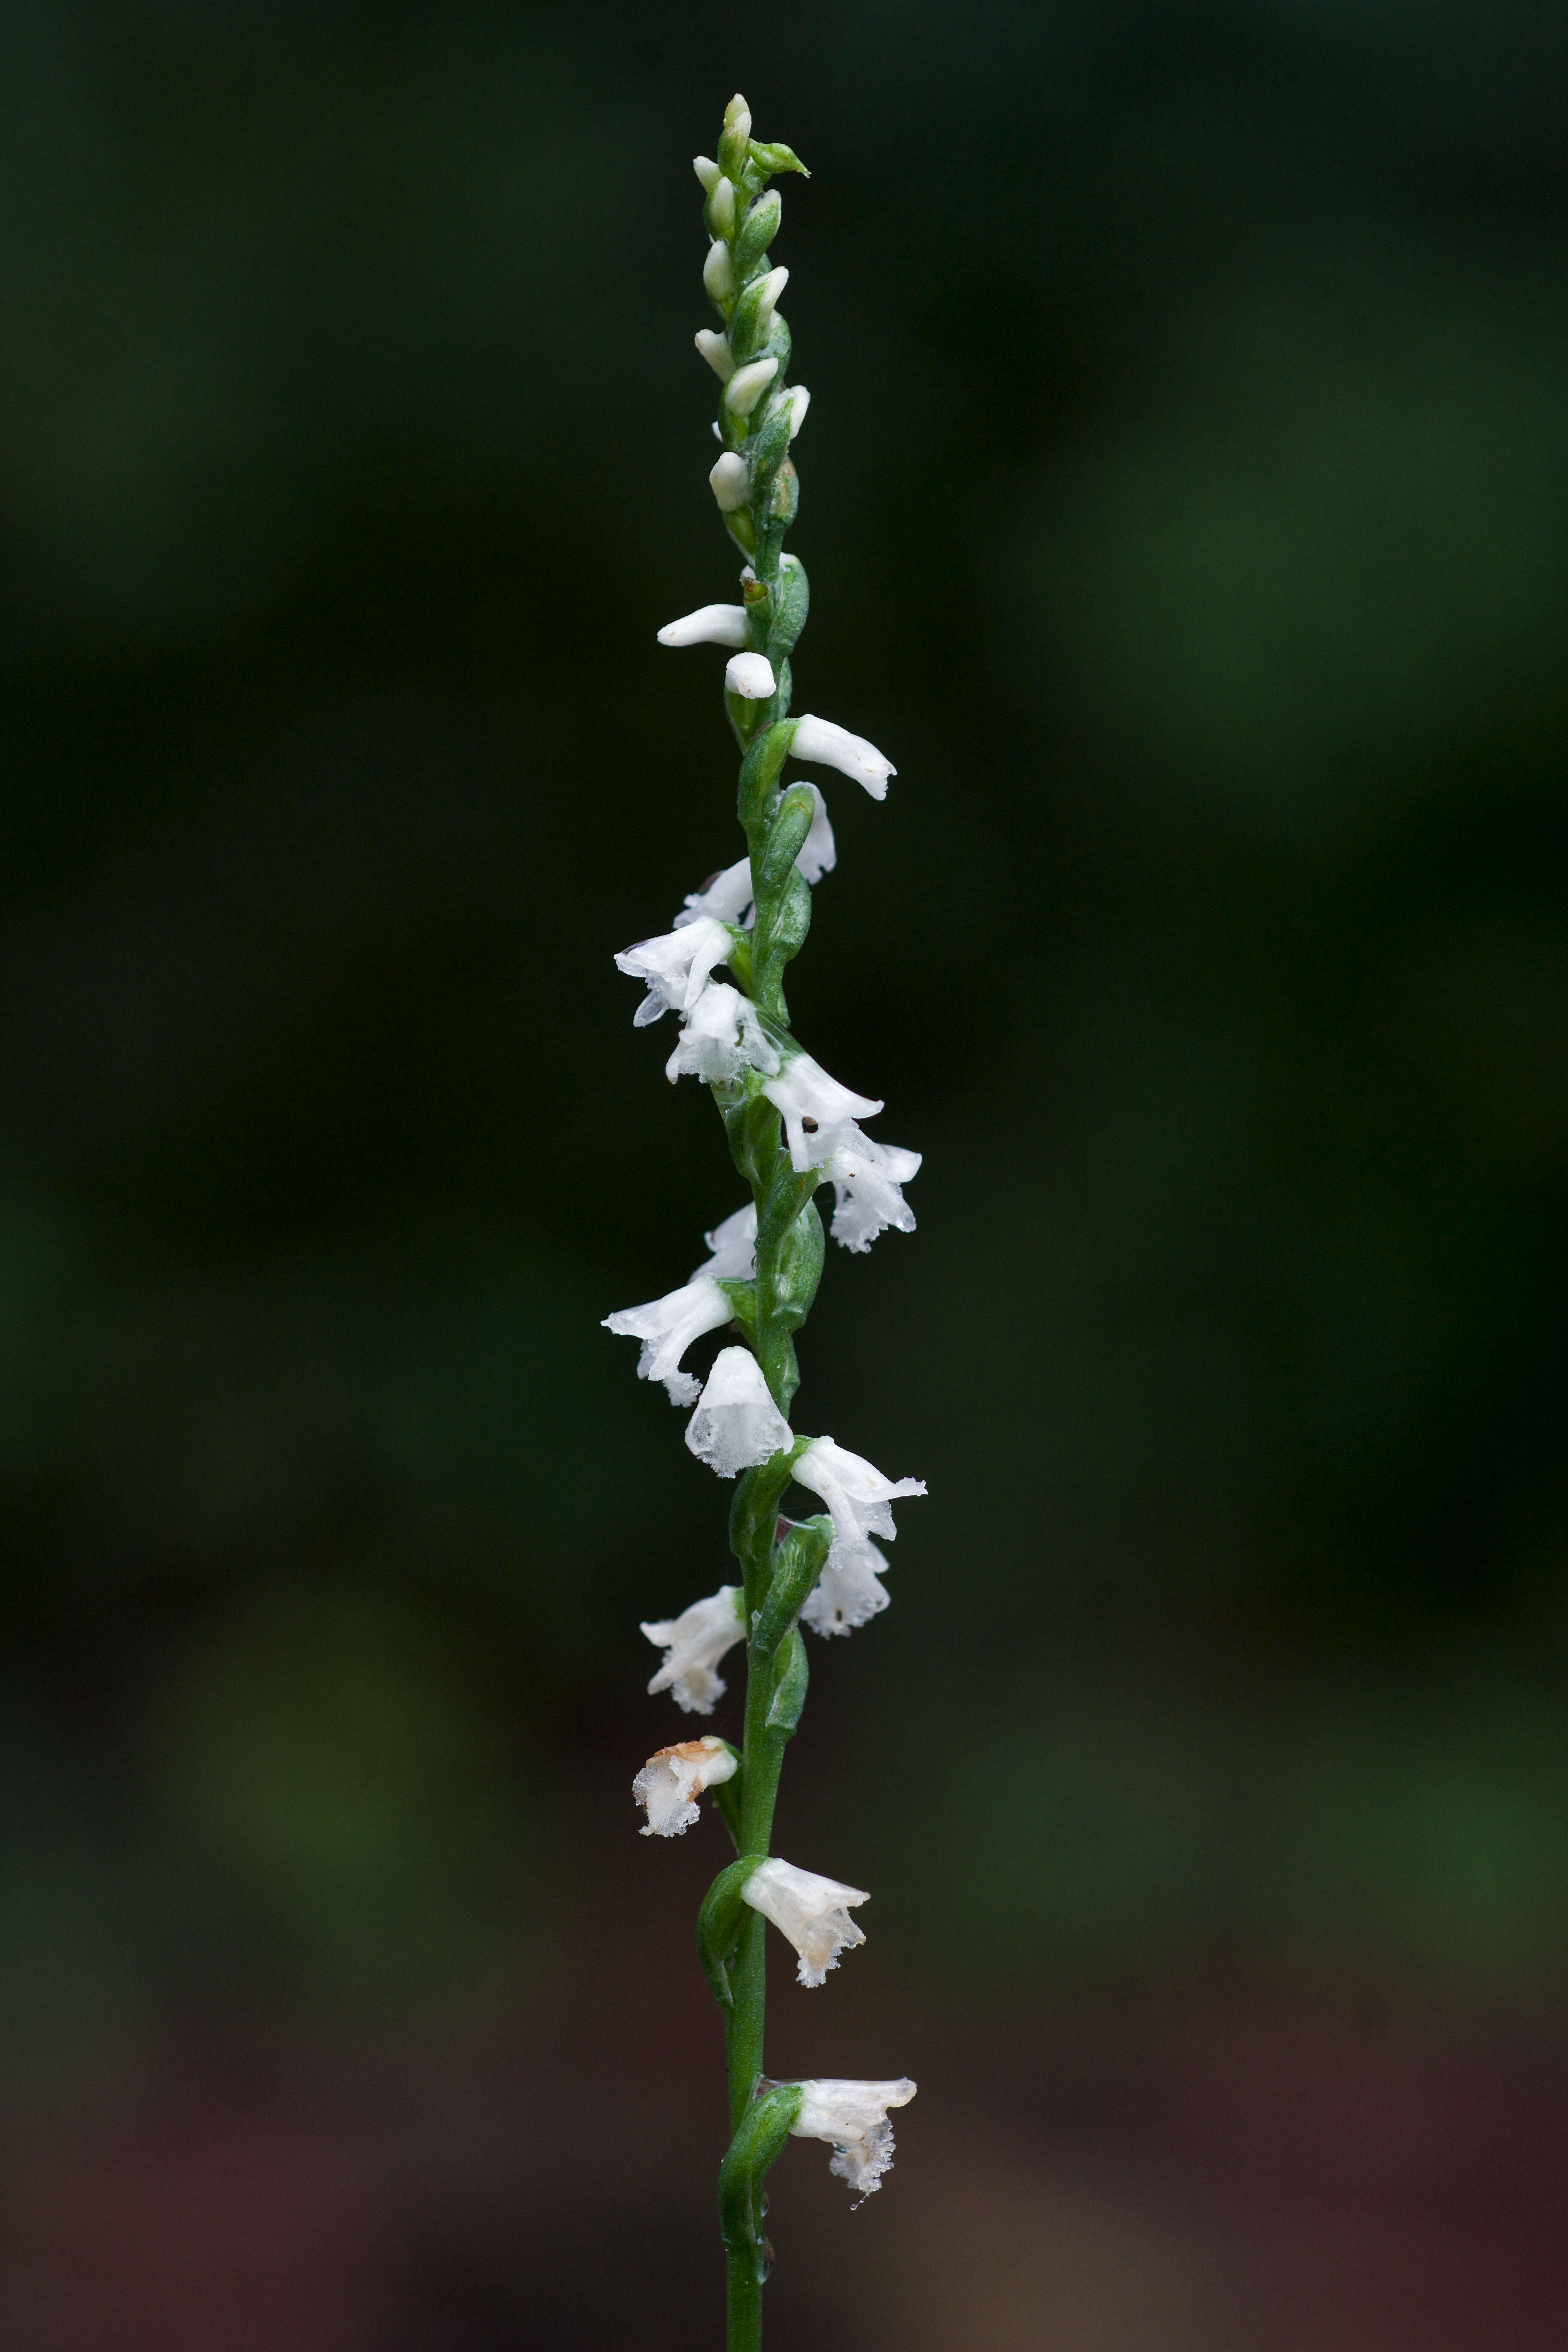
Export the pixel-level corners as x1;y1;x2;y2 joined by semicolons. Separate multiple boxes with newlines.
1;1;1567;2344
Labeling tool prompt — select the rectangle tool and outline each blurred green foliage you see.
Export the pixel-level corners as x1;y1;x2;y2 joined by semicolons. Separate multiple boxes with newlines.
0;0;1565;2084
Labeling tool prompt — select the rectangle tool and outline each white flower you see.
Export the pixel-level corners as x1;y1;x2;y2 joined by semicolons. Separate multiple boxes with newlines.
726;651;775;699
725;356;778;416
693;155;721;194
703;240;736;302
786;385;811;439
658;602;748;647
664;982;779;1084
614;913;734;1027
790;2079;917;2201
695;329;735;381
763;1050;882;1171
793;785;836;886
633;1736;737;1837
602;1272;733;1407
709;452;749;512
754;265;788;334
741;1856;869;1986
685;1345;793;1477
674;855;754;930
794;1436;926;1551
642;1584;746;1713
790;713;895;801
702;1201;758;1280
708;177;737;236
823;1128;921;1252
800;1539;890;1637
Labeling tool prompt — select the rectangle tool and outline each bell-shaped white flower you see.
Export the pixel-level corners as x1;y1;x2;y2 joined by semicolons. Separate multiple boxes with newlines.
694;329;735;381
800;1537;890;1637
794;786;836;886
790;713;895;800
614;913;735;1028
658;602;748;648
685;1345;793;1477
726;651;775;700
664;982;779;1084
763;1050;882;1171
793;1435;926;1588
725;356;778;417
790;2078;917;2201
741;1856;869;1986
823;1128;922;1252
633;1735;738;1837
602;1274;733;1408
674;855;754;931
710;452;749;512
642;1584;746;1714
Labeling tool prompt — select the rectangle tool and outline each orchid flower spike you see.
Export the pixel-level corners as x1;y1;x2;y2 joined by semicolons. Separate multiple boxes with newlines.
790;713;895;799
763;1049;883;1170
634;1736;738;1837
602;1205;755;1406
641;1584;746;1714
685;1346;793;1477
663;981;779;1084
823;1128;922;1252
674;855;754;931
657;602;749;647
614;913;735;1028
788;2078;917;2202
742;1857;869;1986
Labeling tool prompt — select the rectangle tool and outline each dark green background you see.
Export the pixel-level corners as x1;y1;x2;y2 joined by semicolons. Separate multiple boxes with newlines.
2;4;1567;2345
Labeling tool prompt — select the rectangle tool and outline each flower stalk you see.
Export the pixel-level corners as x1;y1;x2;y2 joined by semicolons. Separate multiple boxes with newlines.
608;94;922;2352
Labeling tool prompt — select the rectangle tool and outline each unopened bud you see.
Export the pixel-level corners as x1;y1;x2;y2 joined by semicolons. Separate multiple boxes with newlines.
718;94;754;180
709;451;750;512
695;329;735;381
787;386;811;439
703;239;736;304
726;652;776;700
693;155;722;194
708;176;736;236
755;265;789;333
735;190;781;275
725;356;779;417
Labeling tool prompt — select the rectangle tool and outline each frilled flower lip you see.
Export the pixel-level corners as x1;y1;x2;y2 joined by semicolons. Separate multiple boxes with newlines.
741;1855;870;1986
685;1346;794;1478
784;2076;917;2202
641;1584;747;1715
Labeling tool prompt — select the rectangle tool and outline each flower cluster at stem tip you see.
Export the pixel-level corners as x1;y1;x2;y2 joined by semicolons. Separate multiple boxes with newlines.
602;92;924;2323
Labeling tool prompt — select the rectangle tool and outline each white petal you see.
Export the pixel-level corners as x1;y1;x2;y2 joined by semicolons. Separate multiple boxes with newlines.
790;713;895;800
642;1586;746;1714
663;982;780;1084
602;1273;733;1407
674;856;755;931
794;787;836;887
742;1856;869;1987
709;452;749;512
703;240;736;302
726;651;776;699
698;1202;758;1283
726;356;779;416
790;2078;916;2201
693;156;722;194
794;1435;927;1554
633;1735;738;1837
694;329;736;382
684;1346;793;1478
787;385;811;439
763;1050;882;1171
824;1126;922;1252
800;1539;890;1636
614;914;734;1024
755;266;788;333
658;602;749;648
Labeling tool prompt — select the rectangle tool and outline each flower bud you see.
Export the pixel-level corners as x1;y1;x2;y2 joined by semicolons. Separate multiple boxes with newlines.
708;176;737;236
789;712;894;799
708;452;749;512
658;602;750;648
693;155;722;194
734;190;781;275
755;265;789;333
695;329;735;381
685;1345;793;1477
725;651;776;700
724;355;779;417
703;239;736;304
718;94;752;179
787;385;811;439
634;1735;737;1837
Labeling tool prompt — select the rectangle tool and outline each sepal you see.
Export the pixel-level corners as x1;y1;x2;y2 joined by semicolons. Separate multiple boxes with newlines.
728;1435;812;1579
697;1854;764;2010
714;1276;757;1341
751;1517;832;1655
747;139;810;178
734;191;781;277
756;787;817;903
754;866;812;1006
764;1626;809;1738
763;1195;825;1336
722;1080;778;1191
718;2080;804;2285
738;721;796;829
769;555;810;657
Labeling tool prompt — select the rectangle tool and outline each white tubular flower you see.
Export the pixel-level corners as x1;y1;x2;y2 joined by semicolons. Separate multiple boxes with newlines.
694;329;736;381
685;1345;793;1477
693;155;722;194
755;265;788;333
602;1273;734;1408
763;1050;882;1171
823;1127;922;1253
725;356;779;417
702;1201;757;1280
703;240;736;303
801;1538;890;1636
794;1436;927;1560
786;385;811;439
614;913;734;1027
795;786;836;886
741;1857;869;1986
642;1584;746;1714
634;1736;737;1837
790;714;896;801
658;602;749;648
674;855;754;931
726;651;776;700
664;981;779;1084
790;2079;917;2201
709;177;737;236
709;452;749;512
